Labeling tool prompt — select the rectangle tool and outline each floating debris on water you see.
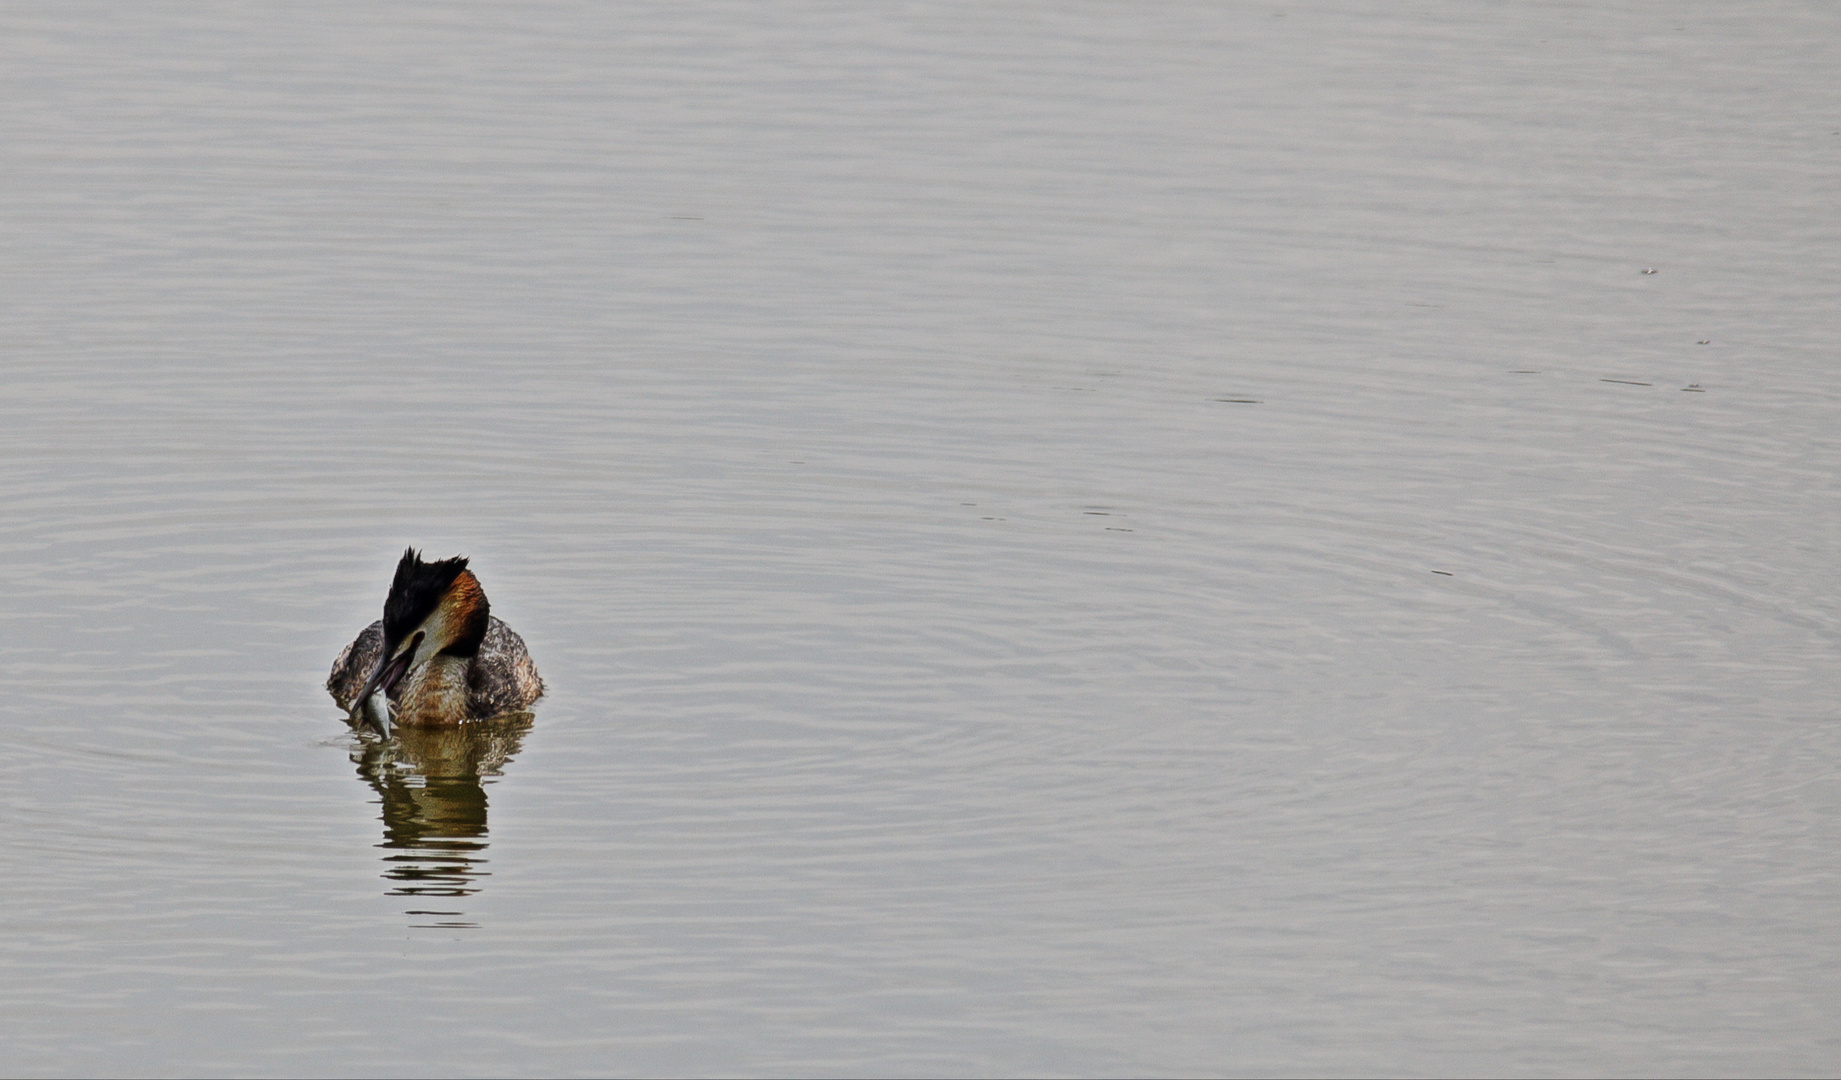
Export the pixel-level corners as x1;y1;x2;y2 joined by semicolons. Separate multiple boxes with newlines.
1601;378;1652;386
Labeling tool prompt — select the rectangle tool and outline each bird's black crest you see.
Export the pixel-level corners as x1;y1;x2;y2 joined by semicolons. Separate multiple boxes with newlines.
382;547;470;643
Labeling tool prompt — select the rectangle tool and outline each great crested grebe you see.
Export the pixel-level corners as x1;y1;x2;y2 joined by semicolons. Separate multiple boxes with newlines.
327;548;543;734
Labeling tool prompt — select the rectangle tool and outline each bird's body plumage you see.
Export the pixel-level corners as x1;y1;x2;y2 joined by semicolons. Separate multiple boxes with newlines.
328;616;543;724
328;549;543;730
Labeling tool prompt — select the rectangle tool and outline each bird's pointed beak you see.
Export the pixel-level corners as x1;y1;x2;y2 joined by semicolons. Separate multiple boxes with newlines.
348;632;422;734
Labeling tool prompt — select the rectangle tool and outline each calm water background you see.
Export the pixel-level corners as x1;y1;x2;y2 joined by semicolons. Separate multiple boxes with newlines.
3;2;1839;1075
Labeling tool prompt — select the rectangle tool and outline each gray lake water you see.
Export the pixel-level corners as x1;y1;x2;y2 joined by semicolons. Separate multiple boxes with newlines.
2;3;1838;1076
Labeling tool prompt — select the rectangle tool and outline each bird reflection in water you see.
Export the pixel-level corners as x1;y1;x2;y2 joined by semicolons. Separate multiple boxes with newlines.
348;714;532;928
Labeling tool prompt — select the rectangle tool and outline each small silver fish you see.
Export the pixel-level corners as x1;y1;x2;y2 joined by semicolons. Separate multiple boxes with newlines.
359;690;393;738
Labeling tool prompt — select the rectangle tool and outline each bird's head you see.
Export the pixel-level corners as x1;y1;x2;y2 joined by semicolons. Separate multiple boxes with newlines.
352;548;491;712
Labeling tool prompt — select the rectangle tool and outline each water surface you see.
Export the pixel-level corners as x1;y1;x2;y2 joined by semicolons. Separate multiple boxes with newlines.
2;3;1838;1075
